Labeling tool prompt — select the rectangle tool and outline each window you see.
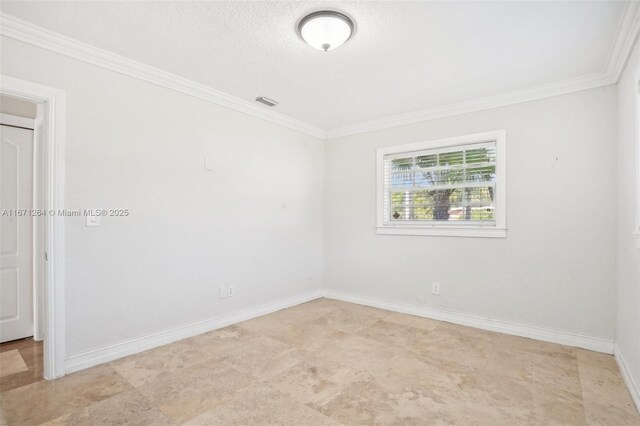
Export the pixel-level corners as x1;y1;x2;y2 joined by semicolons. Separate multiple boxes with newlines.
376;130;506;238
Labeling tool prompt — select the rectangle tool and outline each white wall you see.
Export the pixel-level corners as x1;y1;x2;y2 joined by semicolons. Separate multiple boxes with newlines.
616;36;640;404
1;37;324;357
325;86;617;341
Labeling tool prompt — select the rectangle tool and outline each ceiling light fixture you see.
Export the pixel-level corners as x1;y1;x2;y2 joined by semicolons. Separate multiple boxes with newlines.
298;11;354;52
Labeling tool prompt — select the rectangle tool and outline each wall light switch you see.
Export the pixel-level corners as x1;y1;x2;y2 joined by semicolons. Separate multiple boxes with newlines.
86;214;100;227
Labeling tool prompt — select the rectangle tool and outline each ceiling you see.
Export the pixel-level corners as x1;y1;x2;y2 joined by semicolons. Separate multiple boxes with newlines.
0;1;628;133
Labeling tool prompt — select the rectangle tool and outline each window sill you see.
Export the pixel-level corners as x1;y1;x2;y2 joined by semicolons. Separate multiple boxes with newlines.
376;226;507;238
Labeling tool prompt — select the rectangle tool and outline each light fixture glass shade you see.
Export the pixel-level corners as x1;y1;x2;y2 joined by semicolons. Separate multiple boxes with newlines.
299;11;354;51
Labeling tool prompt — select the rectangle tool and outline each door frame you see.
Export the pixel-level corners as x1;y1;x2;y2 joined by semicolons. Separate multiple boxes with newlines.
1;75;66;379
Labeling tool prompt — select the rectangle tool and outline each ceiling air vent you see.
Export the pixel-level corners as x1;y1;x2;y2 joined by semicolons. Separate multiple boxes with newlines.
255;96;279;107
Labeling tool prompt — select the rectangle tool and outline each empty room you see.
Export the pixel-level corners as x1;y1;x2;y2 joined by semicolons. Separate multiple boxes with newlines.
0;0;639;425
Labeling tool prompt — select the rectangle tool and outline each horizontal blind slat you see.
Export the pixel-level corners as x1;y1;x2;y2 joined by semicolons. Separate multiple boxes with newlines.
383;141;496;161
383;140;497;223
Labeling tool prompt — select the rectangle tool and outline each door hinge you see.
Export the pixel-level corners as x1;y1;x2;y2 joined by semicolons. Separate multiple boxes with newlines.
44;252;48;261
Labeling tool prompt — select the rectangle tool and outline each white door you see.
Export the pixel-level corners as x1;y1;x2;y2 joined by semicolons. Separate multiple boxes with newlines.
0;124;34;343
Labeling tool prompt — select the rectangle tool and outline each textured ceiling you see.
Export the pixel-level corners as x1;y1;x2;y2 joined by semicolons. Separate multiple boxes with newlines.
1;1;626;131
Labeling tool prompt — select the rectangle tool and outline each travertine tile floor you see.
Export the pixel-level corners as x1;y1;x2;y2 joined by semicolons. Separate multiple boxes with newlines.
0;338;44;393
1;298;638;425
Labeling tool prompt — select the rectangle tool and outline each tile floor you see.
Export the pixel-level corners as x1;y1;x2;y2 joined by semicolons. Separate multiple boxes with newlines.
0;298;638;425
0;338;44;393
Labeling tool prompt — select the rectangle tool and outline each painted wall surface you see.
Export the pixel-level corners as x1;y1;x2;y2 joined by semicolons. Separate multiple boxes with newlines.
1;37;325;357
324;86;617;340
616;35;640;401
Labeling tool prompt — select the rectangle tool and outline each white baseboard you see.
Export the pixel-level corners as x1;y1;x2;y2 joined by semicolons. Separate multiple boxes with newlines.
66;288;617;376
614;344;640;414
65;290;323;374
322;290;614;354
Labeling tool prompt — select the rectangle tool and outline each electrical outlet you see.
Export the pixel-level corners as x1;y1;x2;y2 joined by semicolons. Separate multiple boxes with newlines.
227;285;234;297
432;282;440;296
219;286;228;299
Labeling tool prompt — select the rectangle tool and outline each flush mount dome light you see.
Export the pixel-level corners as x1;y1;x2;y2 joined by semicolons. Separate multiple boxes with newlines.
298;11;354;52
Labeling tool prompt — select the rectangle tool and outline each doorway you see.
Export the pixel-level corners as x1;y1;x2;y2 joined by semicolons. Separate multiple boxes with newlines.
0;102;45;388
0;76;66;380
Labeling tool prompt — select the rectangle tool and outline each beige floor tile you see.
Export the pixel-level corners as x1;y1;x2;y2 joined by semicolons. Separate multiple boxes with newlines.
485;347;582;397
579;362;639;425
306;353;467;425
582;400;640;426
40;388;173;426
137;359;253;424
182;383;341;425
110;338;210;387
318;334;407;375
269;354;370;405
238;299;388;337
490;332;576;360
1;300;638;425
576;348;618;371
324;358;582;425
237;301;333;335
309;306;390;335
369;352;549;425
383;312;441;332
219;335;303;381
464;370;585;425
0;350;28;378
181;324;258;363
357;318;435;350
308;375;398;426
185;324;254;348
482;336;586;423
268;322;350;353
329;301;392;319
380;351;474;390
307;373;515;426
0;365;131;426
408;322;494;373
278;298;347;319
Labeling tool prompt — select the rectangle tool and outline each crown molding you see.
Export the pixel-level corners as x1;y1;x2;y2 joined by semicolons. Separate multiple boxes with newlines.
326;0;640;140
0;14;327;140
606;0;640;82
326;71;614;139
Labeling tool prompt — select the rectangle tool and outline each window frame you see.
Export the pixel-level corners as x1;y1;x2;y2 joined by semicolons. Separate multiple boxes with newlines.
376;130;507;238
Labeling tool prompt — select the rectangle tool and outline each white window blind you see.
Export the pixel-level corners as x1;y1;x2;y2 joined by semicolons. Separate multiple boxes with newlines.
383;141;497;225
